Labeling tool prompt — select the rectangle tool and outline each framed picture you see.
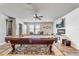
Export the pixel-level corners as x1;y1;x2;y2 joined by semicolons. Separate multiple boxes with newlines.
56;18;65;28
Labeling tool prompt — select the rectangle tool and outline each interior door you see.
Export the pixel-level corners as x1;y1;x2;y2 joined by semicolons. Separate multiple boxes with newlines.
19;23;22;36
6;19;13;36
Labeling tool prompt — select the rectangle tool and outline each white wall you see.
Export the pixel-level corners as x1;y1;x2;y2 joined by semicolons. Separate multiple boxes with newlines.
65;7;79;49
0;14;6;44
53;7;79;49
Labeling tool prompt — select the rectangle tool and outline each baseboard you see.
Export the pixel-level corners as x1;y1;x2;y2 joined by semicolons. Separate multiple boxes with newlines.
61;35;79;50
71;41;79;50
0;42;6;46
71;46;79;50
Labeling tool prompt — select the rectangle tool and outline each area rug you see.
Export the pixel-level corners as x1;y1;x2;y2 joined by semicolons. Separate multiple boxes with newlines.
8;45;54;55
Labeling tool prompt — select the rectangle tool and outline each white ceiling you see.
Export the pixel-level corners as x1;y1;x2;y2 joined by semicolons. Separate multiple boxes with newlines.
0;3;79;20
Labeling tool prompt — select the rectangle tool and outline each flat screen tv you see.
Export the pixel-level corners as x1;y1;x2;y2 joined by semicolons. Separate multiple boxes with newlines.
57;29;65;35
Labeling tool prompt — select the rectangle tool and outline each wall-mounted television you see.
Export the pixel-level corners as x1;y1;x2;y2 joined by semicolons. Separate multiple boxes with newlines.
57;29;65;35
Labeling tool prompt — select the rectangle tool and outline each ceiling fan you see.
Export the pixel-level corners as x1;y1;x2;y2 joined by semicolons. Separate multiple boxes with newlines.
26;3;43;20
33;13;43;20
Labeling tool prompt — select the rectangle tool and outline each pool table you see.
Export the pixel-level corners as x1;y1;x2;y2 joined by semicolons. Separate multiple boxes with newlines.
5;35;55;53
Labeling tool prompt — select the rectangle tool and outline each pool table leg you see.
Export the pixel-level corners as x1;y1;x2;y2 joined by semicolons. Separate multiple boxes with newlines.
49;44;52;54
20;44;22;46
11;44;15;53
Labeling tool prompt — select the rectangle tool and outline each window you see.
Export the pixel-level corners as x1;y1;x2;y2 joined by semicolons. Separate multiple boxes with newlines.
35;24;40;34
29;24;34;34
29;23;40;34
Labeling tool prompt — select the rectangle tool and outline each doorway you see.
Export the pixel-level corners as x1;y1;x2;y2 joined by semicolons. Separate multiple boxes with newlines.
6;19;13;36
19;23;22;36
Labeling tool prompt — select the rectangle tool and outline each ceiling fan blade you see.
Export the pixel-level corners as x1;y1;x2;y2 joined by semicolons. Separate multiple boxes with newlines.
33;13;43;20
35;13;37;17
39;16;43;17
38;17;41;20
